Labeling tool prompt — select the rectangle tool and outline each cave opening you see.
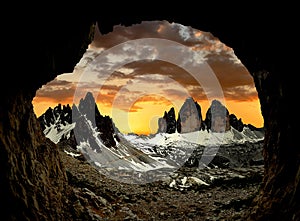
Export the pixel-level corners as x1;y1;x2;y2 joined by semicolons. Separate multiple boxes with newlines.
28;20;267;219
32;20;264;138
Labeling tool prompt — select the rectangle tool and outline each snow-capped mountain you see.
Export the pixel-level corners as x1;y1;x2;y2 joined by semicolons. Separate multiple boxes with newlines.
38;92;264;184
38;103;75;144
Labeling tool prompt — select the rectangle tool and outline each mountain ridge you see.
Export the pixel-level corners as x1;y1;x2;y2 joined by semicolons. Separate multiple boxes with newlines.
158;97;263;135
38;92;120;147
38;95;263;142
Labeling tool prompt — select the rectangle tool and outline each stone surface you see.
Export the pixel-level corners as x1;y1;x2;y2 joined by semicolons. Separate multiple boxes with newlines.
0;15;94;220
205;100;231;133
177;97;204;133
59;148;264;220
0;93;68;220
158;98;260;135
157;117;167;133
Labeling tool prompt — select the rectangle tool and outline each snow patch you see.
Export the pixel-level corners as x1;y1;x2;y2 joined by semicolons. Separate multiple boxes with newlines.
44;122;75;144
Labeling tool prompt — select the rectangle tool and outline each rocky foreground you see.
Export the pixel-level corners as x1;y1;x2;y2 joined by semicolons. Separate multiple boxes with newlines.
59;145;264;221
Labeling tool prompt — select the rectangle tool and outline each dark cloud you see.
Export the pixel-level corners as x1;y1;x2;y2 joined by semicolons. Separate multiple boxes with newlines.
93;58;254;104
162;88;191;99
35;20;258;120
100;84;123;92
223;86;259;101
91;20;221;50
44;79;73;87
184;86;208;101
207;60;253;87
83;20;255;105
35;79;76;103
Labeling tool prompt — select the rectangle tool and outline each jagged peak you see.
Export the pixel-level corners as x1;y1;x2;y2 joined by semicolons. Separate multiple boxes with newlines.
84;91;95;101
157;97;262;134
79;92;96;107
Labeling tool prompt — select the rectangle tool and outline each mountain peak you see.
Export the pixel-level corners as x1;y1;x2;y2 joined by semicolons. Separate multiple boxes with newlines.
79;92;96;111
84;91;95;101
158;107;176;134
177;97;204;133
39;92;119;148
205;99;230;133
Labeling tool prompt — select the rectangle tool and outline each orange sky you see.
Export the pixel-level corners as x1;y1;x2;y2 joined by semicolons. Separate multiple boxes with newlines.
32;20;264;135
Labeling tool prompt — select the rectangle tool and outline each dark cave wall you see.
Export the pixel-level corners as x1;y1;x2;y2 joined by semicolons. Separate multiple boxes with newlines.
0;8;298;221
212;23;298;221
0;15;95;220
249;72;299;220
209;13;299;220
0;93;67;220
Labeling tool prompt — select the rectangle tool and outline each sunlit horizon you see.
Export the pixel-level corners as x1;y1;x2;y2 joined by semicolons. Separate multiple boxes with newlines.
32;95;264;135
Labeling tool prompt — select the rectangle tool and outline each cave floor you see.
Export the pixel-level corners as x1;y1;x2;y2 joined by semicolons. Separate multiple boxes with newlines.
60;151;263;221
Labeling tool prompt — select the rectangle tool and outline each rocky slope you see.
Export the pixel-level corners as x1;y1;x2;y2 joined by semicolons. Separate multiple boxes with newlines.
58;146;264;220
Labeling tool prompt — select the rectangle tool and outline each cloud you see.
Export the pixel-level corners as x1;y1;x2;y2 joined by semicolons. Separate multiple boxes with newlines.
207;59;254;89
117;67;135;75
128;104;143;112
35;79;76;103
34;20;258;125
162;88;191;100
82;20;250;102
128;95;175;113
89;20;237;62
223;85;259;101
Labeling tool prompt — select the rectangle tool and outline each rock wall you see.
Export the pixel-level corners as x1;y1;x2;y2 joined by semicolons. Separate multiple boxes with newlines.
157;117;167;133
1;14;95;220
177;97;203;133
158;98;232;134
0;93;68;220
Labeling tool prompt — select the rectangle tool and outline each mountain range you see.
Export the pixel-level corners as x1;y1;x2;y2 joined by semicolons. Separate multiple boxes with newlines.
157;97;263;134
38;92;264;184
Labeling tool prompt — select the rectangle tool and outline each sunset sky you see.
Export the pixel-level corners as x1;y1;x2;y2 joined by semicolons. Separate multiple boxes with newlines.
33;20;264;135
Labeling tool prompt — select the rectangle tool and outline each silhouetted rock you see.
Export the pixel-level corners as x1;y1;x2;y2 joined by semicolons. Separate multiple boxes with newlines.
157;98;263;134
158;107;177;134
229;114;244;132
78;92;98;125
158;117;167;133
246;123;264;132
39;92;119;148
38;104;72;131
